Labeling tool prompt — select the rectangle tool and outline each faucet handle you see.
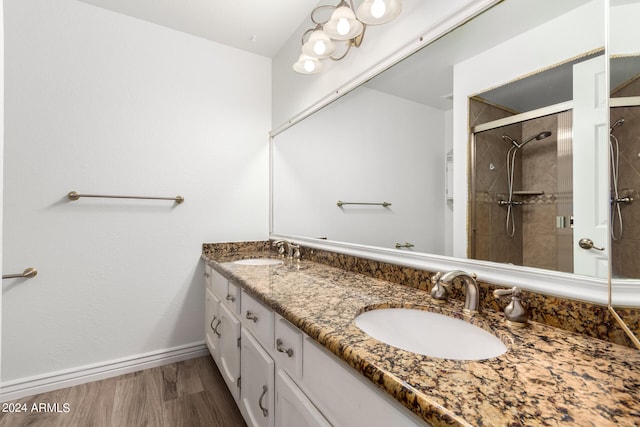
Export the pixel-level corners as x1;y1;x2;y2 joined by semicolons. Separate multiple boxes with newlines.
291;244;301;261
272;240;286;256
493;287;528;327
430;272;448;303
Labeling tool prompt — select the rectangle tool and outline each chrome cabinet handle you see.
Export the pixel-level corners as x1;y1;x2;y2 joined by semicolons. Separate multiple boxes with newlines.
578;238;604;251
276;339;294;357
226;294;236;302
245;311;258;322
258;385;268;417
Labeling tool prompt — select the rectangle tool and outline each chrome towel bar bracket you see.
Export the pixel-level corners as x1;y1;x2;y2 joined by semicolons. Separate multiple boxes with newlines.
68;191;184;204
3;267;38;280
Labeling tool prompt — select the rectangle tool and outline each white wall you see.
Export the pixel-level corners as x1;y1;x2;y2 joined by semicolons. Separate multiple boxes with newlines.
273;87;446;253
451;0;604;257
2;0;270;389
611;2;640;55
0;0;5;385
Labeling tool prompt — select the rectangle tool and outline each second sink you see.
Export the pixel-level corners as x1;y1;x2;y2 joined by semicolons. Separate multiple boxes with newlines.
354;308;507;361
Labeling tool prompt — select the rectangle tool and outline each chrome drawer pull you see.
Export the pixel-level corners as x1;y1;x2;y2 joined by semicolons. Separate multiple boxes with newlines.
276;339;294;357
245;311;258;322
258;385;268;417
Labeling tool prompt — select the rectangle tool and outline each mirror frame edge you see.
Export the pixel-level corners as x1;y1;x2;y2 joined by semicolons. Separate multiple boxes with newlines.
271;233;609;305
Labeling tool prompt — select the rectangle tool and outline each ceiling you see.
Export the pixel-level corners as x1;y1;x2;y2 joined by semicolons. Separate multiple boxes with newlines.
76;0;317;57
364;0;595;112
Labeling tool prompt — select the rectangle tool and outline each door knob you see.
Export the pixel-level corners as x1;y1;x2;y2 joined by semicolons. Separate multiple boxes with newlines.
578;238;604;251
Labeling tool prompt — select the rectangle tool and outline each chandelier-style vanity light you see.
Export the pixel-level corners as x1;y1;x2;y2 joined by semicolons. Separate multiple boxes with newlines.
293;0;402;74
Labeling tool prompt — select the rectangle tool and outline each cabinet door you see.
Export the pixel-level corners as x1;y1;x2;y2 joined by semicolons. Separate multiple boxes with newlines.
205;288;221;363
241;328;274;427
219;303;241;402
276;370;330;427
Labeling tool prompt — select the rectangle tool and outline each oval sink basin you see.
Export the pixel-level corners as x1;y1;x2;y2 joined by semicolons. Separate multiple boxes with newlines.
233;258;283;266
354;308;506;360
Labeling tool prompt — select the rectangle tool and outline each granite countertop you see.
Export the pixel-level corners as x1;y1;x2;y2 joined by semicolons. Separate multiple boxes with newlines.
202;250;640;427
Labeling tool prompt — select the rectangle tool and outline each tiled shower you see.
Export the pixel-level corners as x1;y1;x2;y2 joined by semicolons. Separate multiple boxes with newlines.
471;98;572;272
610;75;640;278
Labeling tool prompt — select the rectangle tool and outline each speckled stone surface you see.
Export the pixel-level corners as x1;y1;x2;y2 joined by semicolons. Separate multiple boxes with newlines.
202;243;640;427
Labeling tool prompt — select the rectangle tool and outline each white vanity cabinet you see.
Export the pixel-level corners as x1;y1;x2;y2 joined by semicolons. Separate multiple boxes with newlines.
205;266;241;402
241;327;275;427
205;288;221;363
301;338;427;427
241;290;275;347
273;315;303;379
275;370;331;427
204;266;425;427
218;302;241;401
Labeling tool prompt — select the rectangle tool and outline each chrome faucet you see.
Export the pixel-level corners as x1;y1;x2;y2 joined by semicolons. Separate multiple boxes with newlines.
272;239;300;261
439;270;481;314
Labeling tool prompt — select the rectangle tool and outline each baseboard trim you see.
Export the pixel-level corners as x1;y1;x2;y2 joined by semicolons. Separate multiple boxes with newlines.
0;341;209;402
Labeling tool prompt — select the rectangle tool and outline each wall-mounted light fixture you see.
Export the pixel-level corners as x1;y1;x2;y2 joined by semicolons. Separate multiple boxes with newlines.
293;0;402;74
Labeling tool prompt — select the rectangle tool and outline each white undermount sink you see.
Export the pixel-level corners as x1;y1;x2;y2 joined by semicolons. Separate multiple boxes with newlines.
233;258;283;266
354;308;507;360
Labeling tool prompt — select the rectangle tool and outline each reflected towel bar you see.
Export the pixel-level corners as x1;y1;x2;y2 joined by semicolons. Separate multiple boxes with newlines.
68;191;184;204
395;242;415;249
3;267;38;280
337;200;391;207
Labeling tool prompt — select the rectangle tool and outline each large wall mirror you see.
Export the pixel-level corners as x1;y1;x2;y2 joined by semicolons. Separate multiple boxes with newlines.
610;0;640;345
271;0;627;306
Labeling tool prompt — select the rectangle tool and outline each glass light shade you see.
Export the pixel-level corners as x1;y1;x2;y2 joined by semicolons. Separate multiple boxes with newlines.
302;30;336;59
293;54;322;74
356;0;402;25
324;6;364;40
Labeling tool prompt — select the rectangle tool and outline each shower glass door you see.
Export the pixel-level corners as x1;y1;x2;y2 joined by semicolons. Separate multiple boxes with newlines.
470;108;570;272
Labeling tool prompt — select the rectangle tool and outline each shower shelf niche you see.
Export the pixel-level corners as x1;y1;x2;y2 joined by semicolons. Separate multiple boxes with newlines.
513;191;545;196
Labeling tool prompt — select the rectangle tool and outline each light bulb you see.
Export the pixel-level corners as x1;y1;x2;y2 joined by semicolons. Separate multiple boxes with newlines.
371;0;386;18
303;59;315;73
314;40;327;56
336;17;350;36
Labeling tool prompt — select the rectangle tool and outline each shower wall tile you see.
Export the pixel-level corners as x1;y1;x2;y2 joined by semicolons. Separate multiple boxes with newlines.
610;101;640;278
522;115;558;195
522;204;557;236
523;234;557;270
471;98;523;264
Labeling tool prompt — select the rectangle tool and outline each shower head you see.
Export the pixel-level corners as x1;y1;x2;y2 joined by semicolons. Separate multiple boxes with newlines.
503;131;551;149
520;130;552;148
610;117;624;133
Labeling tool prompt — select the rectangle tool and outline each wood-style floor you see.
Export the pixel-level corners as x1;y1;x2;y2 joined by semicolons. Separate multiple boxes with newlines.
0;355;247;427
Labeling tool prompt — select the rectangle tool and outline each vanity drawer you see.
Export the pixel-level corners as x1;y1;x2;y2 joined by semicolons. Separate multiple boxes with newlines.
223;281;241;316
274;314;303;378
241;290;274;349
208;266;228;301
